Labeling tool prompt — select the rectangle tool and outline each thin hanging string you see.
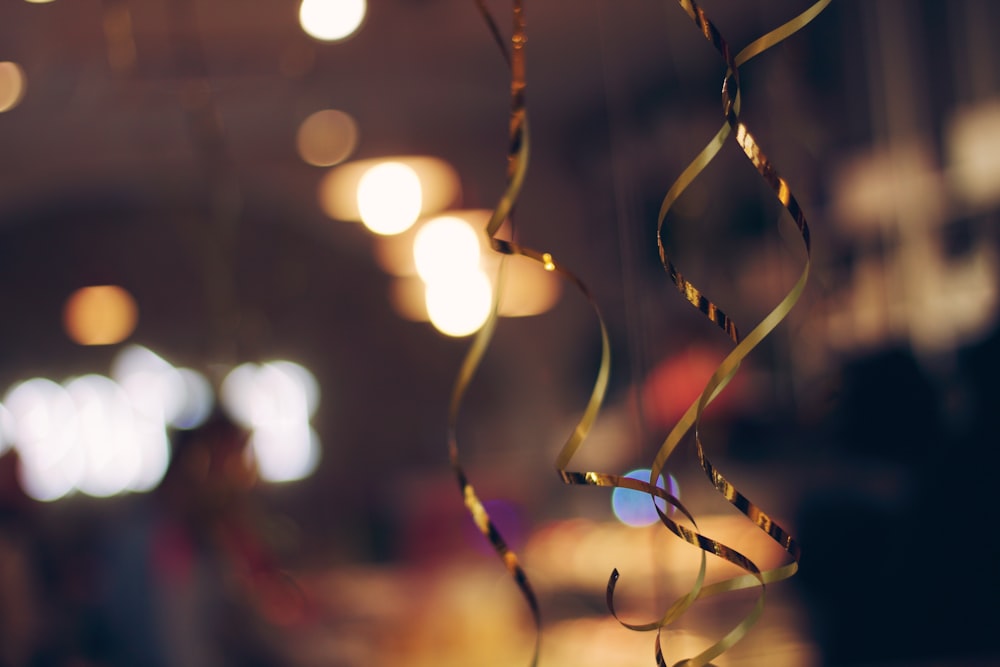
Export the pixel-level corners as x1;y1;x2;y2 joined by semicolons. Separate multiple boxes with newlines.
166;0;244;366
595;0;651;448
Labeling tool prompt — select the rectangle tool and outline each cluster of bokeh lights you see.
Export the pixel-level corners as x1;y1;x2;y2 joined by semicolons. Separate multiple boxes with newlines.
0;346;321;502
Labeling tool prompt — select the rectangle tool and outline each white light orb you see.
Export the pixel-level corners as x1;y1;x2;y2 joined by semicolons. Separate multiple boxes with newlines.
425;269;493;337
299;0;366;42
413;216;482;283
357;162;423;235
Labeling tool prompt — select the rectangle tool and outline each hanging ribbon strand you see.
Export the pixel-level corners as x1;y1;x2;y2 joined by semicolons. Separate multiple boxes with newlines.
453;1;828;665
449;2;541;665
640;1;830;665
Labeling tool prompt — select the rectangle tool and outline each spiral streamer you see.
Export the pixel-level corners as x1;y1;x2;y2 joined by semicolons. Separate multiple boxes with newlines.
639;1;830;664
450;1;828;665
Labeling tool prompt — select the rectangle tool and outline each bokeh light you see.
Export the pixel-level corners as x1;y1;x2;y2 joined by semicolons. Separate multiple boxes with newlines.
610;468;679;527
63;285;139;346
250;424;320;483
65;375;140;498
373;225;420;277
0;404;11;456
296;108;359;167
389;276;429;321
425;269;493;337
4;378;82;502
111;345;186;423
318;156;459;224
220;360;321;483
0;62;26;113
492;253;562;317
357;162;423;235
298;0;366;42
413;215;481;283
0;348;324;501
171;368;214;430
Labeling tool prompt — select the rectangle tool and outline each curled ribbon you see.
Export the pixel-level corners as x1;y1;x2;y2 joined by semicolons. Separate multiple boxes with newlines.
451;1;828;665
639;1;830;665
448;3;541;665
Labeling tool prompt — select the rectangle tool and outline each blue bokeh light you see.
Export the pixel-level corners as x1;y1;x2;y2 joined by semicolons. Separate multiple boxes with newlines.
611;468;680;527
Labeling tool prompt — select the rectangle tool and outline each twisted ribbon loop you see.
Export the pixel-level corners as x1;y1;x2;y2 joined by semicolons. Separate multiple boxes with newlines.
453;2;828;665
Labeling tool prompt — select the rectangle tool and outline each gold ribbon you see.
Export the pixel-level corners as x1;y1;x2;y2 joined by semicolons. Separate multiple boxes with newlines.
449;3;541;665
640;2;830;665
452;1;828;665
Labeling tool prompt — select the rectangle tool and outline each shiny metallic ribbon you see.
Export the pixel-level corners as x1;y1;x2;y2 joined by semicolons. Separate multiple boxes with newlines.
452;1;829;665
642;2;830;665
449;3;542;665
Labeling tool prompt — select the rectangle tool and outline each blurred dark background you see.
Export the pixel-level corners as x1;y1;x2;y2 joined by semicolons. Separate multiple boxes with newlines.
1;0;998;665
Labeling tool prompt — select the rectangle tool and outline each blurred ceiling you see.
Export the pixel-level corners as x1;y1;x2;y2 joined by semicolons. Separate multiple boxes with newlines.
2;0;999;547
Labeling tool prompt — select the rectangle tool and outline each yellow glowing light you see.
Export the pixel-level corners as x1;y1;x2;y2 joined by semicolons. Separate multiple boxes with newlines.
357;161;423;235
413;216;482;283
24;0;57;4
494;253;562;317
318;155;460;223
373;226;419;276
389;276;429;321
299;0;366;42
0;62;26;113
296;109;359;167
425;269;493;337
63;285;138;346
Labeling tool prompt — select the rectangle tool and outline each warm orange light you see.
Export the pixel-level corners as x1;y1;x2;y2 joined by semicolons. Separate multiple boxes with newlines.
317;156;460;223
0;62;26;113
425;269;492;337
413;216;481;282
389;276;428;321
494;254;562;317
63;285;139;346
296;109;358;167
357;162;422;235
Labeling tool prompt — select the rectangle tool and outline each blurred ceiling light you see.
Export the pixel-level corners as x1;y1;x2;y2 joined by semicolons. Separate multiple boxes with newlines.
64;285;138;346
831;143;942;233
296;108;359;167
383;209;560;329
65;375;140;498
375;209;486;278
125;420;170;492
111;345;185;423
425;269;493;337
493;253;562;317
373;226;419;276
413;215;482;282
0;404;10;456
947;99;1000;207
24;0;57;4
318;155;459;224
389;276;428;321
250;424;320;483
220;360;321;483
4;378;83;502
0;61;26;114
357;162;423;235
299;0;366;42
610;469;678;527
171;368;214;430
